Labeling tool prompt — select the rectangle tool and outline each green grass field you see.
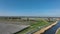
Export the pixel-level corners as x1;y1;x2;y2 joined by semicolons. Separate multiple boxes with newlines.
15;19;50;34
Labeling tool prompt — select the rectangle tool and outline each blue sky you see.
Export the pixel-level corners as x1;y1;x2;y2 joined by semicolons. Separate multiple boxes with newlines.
0;0;60;17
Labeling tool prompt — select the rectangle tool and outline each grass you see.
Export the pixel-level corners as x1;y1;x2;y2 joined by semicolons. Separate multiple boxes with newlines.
15;19;50;34
56;28;60;34
0;18;54;34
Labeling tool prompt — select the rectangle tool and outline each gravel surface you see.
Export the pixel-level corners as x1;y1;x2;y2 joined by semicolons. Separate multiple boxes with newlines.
0;23;29;34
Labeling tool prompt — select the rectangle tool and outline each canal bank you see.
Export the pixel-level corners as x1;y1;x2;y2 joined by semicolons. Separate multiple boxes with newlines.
43;21;60;34
55;27;60;34
34;21;58;34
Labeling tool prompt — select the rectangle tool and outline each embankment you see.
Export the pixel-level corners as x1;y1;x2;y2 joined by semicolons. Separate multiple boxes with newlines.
34;21;58;34
55;27;60;34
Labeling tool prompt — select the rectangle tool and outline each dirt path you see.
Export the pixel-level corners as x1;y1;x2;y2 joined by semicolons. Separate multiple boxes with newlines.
34;21;58;34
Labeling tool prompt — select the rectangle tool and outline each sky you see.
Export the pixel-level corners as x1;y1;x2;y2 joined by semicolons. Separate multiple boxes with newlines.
0;0;60;17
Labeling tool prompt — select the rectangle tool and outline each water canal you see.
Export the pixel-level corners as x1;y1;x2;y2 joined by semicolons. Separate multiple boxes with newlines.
43;21;60;34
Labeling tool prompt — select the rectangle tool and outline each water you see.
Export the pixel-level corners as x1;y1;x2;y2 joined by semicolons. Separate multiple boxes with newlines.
43;21;60;34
